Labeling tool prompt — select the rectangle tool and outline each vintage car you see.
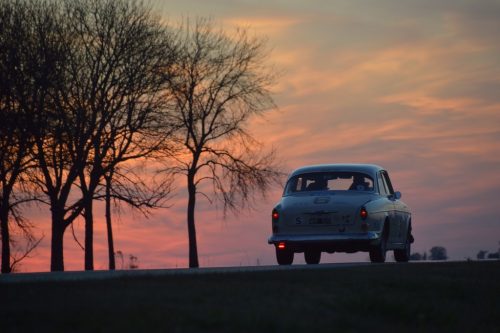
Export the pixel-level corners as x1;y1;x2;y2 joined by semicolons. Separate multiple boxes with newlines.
268;164;413;265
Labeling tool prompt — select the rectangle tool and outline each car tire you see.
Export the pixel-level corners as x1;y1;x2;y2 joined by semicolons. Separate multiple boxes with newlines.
276;248;294;265
394;229;411;262
369;229;387;263
304;250;321;264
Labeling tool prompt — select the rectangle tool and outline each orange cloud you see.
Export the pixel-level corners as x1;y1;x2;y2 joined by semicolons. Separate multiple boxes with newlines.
223;16;304;37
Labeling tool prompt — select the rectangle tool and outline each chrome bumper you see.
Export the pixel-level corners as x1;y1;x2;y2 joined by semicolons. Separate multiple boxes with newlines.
268;232;380;244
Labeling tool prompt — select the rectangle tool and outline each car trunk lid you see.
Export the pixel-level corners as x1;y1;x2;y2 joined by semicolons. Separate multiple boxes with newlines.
279;192;374;234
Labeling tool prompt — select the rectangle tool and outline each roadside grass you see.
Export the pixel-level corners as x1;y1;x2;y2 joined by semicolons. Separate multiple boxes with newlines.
1;261;499;332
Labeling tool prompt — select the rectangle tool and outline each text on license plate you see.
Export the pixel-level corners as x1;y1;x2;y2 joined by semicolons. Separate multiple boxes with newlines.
308;216;332;224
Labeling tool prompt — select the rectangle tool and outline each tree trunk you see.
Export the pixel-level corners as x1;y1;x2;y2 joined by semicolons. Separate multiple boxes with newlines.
187;172;199;268
105;175;115;270
50;210;65;271
84;197;94;270
0;201;11;274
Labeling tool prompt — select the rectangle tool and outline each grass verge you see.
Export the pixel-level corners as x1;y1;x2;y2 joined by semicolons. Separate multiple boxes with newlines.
1;261;499;332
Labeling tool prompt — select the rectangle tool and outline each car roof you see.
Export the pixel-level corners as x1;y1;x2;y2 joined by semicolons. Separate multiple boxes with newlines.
289;163;384;178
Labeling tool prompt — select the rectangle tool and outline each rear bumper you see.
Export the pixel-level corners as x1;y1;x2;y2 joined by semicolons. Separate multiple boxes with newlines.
268;232;380;252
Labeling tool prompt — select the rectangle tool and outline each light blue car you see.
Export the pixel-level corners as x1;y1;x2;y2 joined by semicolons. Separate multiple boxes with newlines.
268;164;413;265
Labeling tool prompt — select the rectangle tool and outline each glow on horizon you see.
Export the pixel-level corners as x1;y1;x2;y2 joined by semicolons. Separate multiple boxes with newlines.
14;0;500;272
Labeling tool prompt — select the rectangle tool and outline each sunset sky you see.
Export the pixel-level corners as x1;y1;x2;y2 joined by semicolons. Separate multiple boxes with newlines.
20;0;500;271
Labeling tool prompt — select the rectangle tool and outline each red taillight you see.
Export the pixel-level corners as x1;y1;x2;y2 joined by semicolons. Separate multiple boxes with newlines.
360;207;368;220
278;242;286;249
272;209;279;222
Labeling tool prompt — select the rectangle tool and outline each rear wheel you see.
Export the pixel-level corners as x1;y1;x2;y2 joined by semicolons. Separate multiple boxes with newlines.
370;228;387;263
304;250;321;264
394;229;411;262
276;248;294;265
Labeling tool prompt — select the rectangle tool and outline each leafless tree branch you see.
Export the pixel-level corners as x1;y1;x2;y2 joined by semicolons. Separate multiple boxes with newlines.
161;17;284;268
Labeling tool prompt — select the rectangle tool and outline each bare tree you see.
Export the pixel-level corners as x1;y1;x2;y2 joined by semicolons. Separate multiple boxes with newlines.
100;165;173;269
477;250;487;260
0;0;52;273
21;0;95;272
164;18;282;268
0;2;31;272
57;0;178;270
8;221;43;272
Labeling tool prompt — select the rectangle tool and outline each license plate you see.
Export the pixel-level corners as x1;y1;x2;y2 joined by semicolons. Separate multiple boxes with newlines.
308;216;332;225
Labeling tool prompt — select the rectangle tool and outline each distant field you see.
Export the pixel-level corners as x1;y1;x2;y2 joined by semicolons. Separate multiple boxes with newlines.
1;261;499;332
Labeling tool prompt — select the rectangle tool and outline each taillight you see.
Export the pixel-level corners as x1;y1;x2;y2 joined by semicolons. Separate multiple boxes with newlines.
360;207;368;220
272;209;279;222
278;242;286;249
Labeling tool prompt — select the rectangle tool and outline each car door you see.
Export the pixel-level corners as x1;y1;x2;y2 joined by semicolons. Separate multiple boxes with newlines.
393;195;410;243
380;171;400;244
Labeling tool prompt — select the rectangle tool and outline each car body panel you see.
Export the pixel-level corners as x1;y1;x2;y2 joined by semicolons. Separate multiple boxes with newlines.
268;164;412;258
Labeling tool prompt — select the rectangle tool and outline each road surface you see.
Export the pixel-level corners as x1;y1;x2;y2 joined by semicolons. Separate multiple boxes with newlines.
0;262;378;284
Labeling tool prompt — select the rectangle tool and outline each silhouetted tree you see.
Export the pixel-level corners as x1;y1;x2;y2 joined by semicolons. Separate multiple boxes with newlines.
100;166;173;269
8;224;43;272
0;0;56;273
163;18;282;268
487;253;499;260
477;250;487;260
21;0;98;272
0;0;30;273
58;0;177;270
429;246;447;260
409;252;422;261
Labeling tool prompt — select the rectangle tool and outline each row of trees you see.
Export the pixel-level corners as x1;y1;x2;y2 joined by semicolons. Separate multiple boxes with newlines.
476;250;499;260
410;246;448;261
411;246;500;261
0;0;281;273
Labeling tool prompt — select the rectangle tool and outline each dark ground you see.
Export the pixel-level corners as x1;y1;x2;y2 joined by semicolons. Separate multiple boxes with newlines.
1;261;499;333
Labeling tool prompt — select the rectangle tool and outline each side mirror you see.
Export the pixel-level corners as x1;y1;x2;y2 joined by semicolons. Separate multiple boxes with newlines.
393;191;402;200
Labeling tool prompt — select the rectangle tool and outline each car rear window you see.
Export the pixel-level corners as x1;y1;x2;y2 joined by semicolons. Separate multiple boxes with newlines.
284;172;374;195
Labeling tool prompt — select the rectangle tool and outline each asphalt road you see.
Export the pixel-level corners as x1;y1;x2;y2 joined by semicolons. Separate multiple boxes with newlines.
0;262;379;284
